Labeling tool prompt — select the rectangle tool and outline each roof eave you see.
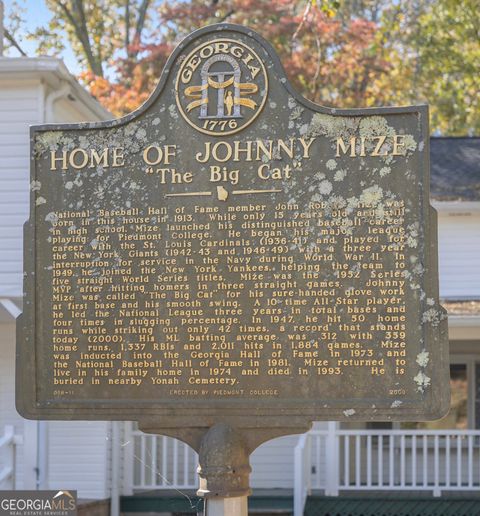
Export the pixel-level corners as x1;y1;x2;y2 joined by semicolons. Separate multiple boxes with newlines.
447;315;480;327
432;201;480;213
0;56;111;121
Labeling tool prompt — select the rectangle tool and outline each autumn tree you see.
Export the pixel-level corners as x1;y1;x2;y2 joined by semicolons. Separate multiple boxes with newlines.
30;0;155;77
79;0;391;116
20;0;480;133
377;0;480;134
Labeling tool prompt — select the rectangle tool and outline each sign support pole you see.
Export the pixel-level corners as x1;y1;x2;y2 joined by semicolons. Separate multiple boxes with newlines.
138;423;310;516
197;424;250;516
205;496;248;516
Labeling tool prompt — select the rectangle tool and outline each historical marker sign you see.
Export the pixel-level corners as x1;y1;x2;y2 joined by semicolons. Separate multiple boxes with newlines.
17;24;449;430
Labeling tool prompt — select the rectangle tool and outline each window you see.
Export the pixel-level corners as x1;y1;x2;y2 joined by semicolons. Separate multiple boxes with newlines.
363;363;470;431
402;364;468;430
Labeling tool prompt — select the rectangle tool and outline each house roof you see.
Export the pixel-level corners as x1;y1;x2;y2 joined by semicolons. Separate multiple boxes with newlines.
430;137;480;202
0;56;111;121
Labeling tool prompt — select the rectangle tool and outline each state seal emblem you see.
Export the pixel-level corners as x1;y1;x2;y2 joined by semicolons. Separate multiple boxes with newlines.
175;38;268;136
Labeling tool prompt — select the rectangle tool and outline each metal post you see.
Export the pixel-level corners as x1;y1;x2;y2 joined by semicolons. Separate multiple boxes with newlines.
197;424;250;516
137;420;310;516
205;496;248;516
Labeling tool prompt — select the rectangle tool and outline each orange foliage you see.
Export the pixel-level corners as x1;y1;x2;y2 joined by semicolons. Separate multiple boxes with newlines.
83;1;390;116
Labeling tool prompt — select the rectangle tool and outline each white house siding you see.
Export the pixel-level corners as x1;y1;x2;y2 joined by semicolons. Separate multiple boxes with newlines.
0;69;112;498
45;95;113;501
0;80;43;491
47;421;110;499
250;435;299;488
437;211;480;298
0;323;25;488
54;96;102;124
249;422;330;488
0;80;41;297
0;77;108;300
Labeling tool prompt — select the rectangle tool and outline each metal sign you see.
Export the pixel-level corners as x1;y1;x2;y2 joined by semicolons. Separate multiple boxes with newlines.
17;24;449;434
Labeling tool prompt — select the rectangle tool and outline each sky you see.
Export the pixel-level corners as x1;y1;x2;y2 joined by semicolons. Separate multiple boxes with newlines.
3;0;81;73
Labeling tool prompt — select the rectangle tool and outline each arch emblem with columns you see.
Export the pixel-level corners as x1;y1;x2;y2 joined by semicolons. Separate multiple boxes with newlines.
175;38;268;136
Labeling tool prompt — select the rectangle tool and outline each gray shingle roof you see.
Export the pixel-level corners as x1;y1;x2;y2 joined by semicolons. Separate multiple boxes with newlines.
430;137;480;201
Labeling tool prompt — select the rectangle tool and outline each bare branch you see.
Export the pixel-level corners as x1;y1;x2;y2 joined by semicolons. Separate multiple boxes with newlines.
52;0;103;75
126;0;151;59
4;28;26;55
74;0;102;74
125;0;130;49
134;0;151;43
310;31;322;97
292;0;312;44
217;9;235;23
